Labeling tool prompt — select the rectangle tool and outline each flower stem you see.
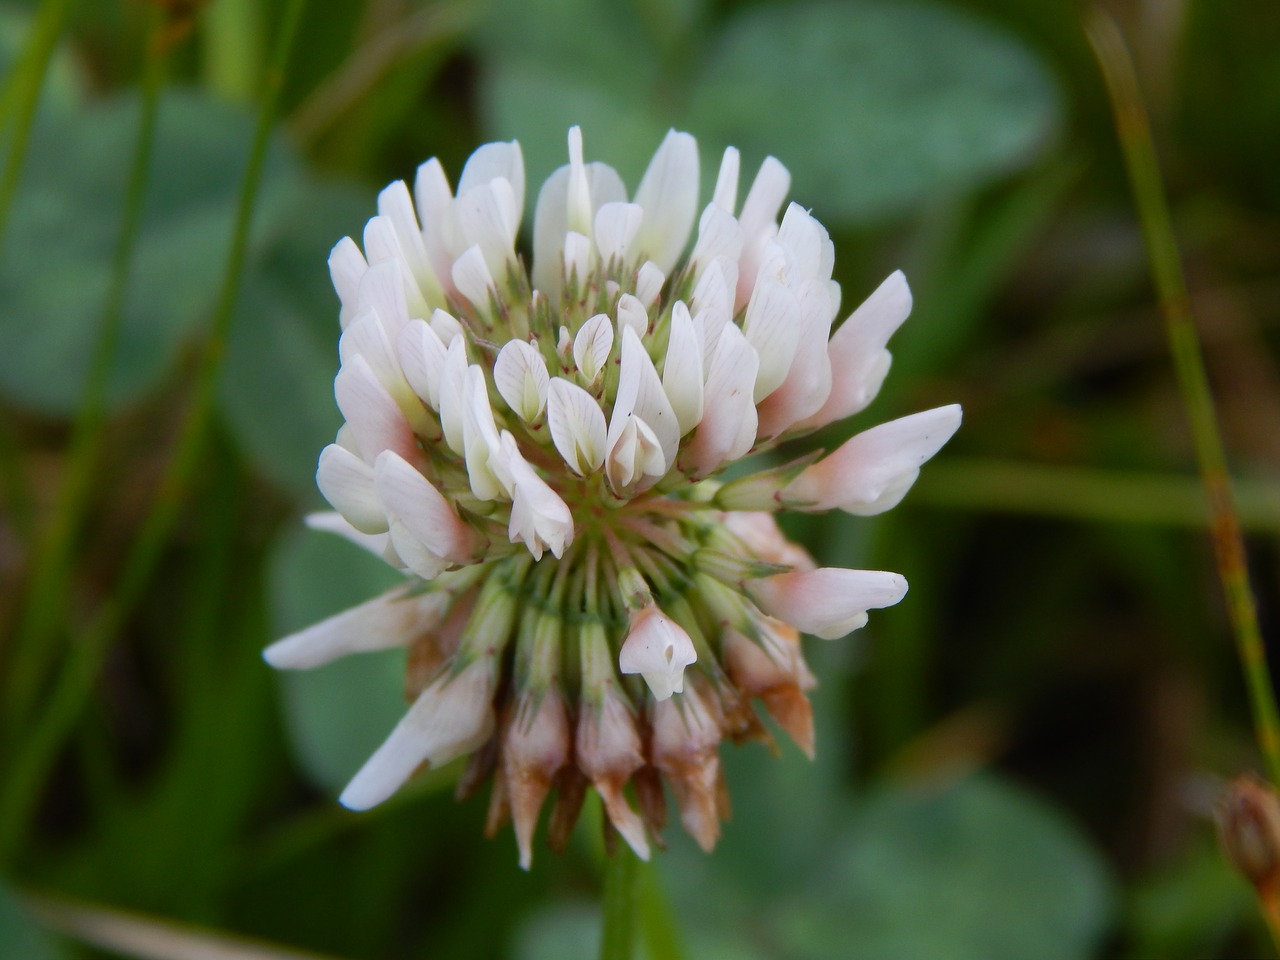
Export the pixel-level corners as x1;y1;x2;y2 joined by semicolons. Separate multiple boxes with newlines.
1087;11;1280;785
600;845;641;960
0;0;310;867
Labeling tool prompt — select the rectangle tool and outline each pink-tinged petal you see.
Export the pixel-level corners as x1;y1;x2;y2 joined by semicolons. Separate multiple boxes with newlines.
747;567;908;639
618;605;697;701
504;687;569;870
607;326;679;468
785;404;962;514
457;139;526;221
264;587;451;669
328;236;367;328
689;257;737;367
662;301;704;435
501;433;574;560
632;129;699;273
795;270;912;431
547;377;607;474
386;518;449;580
775;202;834;282
304;511;391;558
711;146;740;213
742;277;802;402
572;313;613;384
374;450;480;564
652;678;724;850
683;324;759;477
316;443;386;534
689;203;743;273
754;278;837;438
494;340;550;422
340;657;496;810
634;261;665;308
396;318;449;410
594;201;644;263
355;259;412;340
334;354;417;464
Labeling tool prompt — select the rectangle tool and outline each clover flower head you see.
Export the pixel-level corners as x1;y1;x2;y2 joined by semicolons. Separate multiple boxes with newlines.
265;126;961;868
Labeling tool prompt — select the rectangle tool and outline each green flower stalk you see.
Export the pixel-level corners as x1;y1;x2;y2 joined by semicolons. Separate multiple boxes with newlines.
265;127;961;868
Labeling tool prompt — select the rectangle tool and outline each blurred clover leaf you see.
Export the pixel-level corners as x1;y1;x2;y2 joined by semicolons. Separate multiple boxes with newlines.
475;0;1059;223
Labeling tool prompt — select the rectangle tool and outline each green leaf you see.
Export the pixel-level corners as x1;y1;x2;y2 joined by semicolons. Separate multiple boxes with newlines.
474;0;1059;225
266;524;408;794
799;775;1115;960
219;175;367;497
685;1;1061;223
0;885;68;960
0;90;293;414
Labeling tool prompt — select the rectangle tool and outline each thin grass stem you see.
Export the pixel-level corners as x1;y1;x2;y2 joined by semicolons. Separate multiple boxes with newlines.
1087;11;1280;786
0;0;311;866
3;8;168;734
600;844;641;960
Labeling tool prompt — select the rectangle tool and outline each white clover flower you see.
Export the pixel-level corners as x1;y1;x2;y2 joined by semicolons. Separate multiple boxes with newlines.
265;127;961;868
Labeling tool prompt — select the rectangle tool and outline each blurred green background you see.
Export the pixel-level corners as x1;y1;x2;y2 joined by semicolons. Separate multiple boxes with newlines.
2;0;1279;956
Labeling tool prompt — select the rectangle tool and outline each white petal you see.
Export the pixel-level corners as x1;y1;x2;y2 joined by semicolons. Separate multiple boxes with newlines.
742;277;802;401
689;257;736;367
615;294;648;339
531;146;627;301
356;259;412;340
572;313;613;384
689;203;744;271
594;201;645;264
683;324;759;477
460;366;507;501
386;518;449;580
374;450;478;563
457;140;526;221
608;326;679;468
796;270;912;431
378;179;442;302
446;177;520;276
618;606;697;701
303;511;390;558
501;432;574;560
329;236;368;328
662;301;704;435
786;404;963;514
606;415;666;493
754;278;836;438
634;260;665;308
563;231;592;289
316;443;386;533
450;244;497;311
339;309;404;398
493;340;550;422
631;129;699;273
737;155;791;242
340;658;496;810
429;308;465;345
775;203;832;282
747;568;908;640
547;377;608;475
396;318;449;410
264;588;449;669
437;337;470;455
334;355;417;464
712;146;740;213
414;157;454;285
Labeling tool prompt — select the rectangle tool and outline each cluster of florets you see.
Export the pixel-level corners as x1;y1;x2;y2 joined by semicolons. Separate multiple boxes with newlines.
265;127;961;868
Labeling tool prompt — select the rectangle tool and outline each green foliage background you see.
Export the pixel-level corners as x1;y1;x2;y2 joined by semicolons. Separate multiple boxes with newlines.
1;0;1278;956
